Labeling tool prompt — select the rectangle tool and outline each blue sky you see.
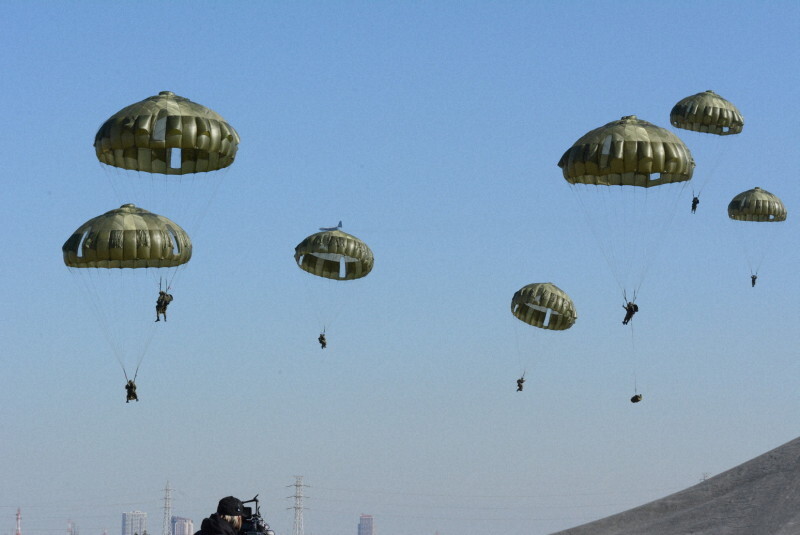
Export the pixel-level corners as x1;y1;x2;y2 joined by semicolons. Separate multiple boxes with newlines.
1;2;799;535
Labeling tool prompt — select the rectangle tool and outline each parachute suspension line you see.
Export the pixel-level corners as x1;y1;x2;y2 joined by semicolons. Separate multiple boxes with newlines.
163;264;186;294
194;159;231;234
72;268;130;370
568;179;689;300
305;276;326;334
119;359;131;381
511;320;528;377
152;266;186;301
131;361;142;383
629;317;638;396
634;180;690;298
132;326;157;380
113;317;156;382
98;156;135;211
165;159;231;240
70;267;161;381
694;140;727;197
568;184;626;297
622;288;638;306
299;270;344;336
750;239;774;279
735;228;757;278
631;183;650;296
605;184;630;294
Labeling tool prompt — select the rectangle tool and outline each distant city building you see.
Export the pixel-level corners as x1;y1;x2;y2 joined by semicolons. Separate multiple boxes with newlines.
122;511;148;535
171;517;193;535
357;515;373;535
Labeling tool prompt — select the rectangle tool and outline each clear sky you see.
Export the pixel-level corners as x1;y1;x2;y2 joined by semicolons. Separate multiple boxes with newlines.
1;2;799;535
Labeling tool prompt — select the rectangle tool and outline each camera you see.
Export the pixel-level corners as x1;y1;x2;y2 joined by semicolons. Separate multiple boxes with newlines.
240;495;275;535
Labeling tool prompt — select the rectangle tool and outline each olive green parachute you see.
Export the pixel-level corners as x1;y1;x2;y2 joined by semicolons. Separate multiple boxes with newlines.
670;90;744;136
63;204;192;384
511;283;577;331
728;187;787;279
94;91;240;175
294;229;374;280
558;115;695;187
63;204;192;268
728;187;787;222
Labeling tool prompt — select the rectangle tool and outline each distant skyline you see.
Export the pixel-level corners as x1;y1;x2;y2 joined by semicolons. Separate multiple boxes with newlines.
171;517;193;535
121;512;146;535
5;498;378;535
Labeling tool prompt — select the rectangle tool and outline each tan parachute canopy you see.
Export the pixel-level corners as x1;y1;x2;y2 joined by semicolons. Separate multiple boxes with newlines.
670;90;744;136
511;283;577;331
294;229;374;281
558;115;695;187
94;91;240;175
728;187;787;222
63;204;192;268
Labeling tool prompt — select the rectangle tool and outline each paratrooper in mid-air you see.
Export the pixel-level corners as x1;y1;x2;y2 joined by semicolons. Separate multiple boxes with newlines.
125;379;138;403
155;291;173;322
622;302;638;325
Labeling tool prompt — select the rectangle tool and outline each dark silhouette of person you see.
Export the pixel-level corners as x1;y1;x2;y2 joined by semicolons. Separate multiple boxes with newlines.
195;496;246;535
125;380;138;403
516;376;525;392
691;196;700;213
318;333;327;349
622;302;639;325
155;291;173;322
751;274;757;287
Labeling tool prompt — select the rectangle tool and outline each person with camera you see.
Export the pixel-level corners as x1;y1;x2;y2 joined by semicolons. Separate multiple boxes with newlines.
196;496;246;535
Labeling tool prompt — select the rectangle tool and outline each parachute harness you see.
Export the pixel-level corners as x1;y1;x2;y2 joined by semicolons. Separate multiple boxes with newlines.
630;320;638;397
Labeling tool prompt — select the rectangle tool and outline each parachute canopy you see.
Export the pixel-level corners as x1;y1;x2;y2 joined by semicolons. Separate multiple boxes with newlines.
294;229;374;281
670;90;744;136
511;283;577;331
558;115;695;187
63;204;192;268
94;91;240;175
728;187;787;222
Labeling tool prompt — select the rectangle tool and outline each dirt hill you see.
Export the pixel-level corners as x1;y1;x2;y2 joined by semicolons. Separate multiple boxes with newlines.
552;436;800;535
